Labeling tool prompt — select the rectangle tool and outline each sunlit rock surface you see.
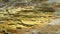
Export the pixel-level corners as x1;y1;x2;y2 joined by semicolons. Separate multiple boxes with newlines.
0;0;60;34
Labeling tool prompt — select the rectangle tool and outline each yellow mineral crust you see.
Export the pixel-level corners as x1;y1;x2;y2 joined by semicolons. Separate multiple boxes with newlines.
0;6;56;31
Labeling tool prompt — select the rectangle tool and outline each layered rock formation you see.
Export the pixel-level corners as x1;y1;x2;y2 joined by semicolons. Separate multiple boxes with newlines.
0;0;60;34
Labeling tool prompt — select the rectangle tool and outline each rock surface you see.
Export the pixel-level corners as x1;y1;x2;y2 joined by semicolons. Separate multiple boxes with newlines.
0;0;60;34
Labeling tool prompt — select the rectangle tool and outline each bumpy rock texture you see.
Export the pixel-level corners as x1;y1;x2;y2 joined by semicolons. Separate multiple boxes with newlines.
0;0;60;34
